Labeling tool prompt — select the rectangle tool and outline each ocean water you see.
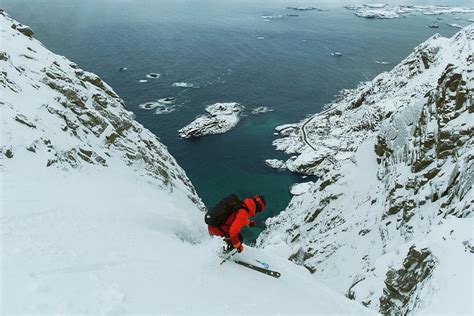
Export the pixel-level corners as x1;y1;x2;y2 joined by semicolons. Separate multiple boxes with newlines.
4;0;472;242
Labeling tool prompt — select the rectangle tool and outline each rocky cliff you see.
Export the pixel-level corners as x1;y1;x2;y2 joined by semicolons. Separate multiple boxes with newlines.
0;11;203;208
260;25;473;314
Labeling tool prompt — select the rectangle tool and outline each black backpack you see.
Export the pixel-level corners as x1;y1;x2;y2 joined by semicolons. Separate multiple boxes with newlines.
205;194;245;227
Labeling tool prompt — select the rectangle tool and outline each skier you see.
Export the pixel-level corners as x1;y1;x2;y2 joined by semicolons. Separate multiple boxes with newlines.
206;194;266;253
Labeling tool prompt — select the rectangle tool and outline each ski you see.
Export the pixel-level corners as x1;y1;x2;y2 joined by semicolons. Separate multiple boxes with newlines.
219;250;237;265
233;260;281;278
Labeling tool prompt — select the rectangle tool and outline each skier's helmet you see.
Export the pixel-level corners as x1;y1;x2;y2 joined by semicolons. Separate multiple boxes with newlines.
254;195;266;213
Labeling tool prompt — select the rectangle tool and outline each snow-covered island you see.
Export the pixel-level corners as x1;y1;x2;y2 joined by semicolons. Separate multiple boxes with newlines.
286;7;322;11
345;4;474;19
258;26;473;315
178;102;243;138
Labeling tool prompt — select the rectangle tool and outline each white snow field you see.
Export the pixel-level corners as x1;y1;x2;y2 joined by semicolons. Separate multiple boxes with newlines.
0;12;371;314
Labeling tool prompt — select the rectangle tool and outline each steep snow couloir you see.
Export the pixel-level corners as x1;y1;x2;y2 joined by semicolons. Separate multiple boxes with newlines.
0;12;372;314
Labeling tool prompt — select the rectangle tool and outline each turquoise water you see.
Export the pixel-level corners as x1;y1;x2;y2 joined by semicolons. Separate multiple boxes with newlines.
4;0;472;242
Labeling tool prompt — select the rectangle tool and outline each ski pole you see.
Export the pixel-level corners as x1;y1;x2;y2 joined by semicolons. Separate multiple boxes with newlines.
220;249;238;265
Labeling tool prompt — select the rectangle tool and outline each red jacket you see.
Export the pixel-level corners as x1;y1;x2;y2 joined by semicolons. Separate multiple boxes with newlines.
208;198;258;246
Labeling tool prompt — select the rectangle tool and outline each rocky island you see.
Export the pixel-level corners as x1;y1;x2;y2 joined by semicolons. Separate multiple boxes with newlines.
178;102;243;138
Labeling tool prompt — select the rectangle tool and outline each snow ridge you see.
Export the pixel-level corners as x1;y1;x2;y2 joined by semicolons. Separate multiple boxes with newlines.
260;26;473;314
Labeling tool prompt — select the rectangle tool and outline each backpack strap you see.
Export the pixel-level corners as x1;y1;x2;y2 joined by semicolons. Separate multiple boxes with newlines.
240;202;249;213
217;205;247;236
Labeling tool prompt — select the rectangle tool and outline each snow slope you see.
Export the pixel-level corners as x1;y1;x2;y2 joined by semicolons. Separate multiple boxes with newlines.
260;25;473;314
0;12;371;314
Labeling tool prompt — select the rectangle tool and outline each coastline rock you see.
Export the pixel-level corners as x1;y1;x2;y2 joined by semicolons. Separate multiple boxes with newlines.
290;182;314;196
178;103;243;138
11;23;34;37
265;159;287;170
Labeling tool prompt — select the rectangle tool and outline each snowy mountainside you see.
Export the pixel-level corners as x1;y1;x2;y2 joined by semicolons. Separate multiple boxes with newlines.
0;12;371;314
260;25;473;314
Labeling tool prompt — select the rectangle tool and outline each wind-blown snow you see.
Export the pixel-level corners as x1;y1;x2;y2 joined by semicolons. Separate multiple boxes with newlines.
0;12;371;314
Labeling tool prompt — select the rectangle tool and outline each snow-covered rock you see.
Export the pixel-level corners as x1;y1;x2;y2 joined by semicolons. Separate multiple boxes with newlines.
363;4;387;9
260;14;283;21
265;158;287;170
172;82;194;88
259;26;473;314
355;9;399;19
447;23;463;29
145;72;160;79
138;100;176;114
252;106;274;115
0;12;373;314
345;4;474;19
178;102;243;138
11;22;34;37
286;7;322;12
290;182;314;196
